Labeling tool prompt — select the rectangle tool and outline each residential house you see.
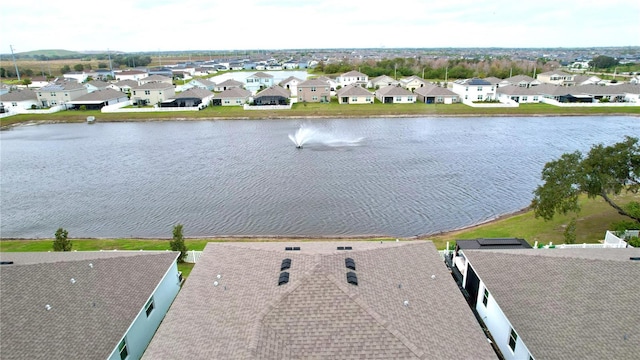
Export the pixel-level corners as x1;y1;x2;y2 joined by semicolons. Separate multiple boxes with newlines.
451;78;496;102
282;60;298;69
245;72;275;94
214;79;244;92
482;77;502;87
0;89;38;112
69;89;129;110
316;76;338;91
186;78;216;91
536;70;575;86
108;80;138;97
414;84;459;104
0;251;181;360
161;88;213;108
573;75;604;86
130;82;175;106
375;85;416;104
533;83;573;101
140;75;173;86
336;70;368;88
26;76;51;89
94;69;114;81
84;80;109;93
253;85;290;105
456;248;640;360
496;85;541;103
400;75;428;92
148;67;174;78
336;84;374;104
143;241;496;359
278;76;304;97
115;70;149;82
499;75;540;88
37;81;87;107
63;71;89;83
297;79;331;103
212;87;251;106
367;75;399;89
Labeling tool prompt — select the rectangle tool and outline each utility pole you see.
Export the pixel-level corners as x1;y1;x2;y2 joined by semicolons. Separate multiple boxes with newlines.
10;45;21;81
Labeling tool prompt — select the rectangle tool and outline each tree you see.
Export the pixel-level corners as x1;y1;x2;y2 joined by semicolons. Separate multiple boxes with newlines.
74;64;84;72
532;136;640;223
60;65;71;74
53;228;72;251
563;218;577;244
169;224;188;263
589;55;619;69
22;78;32;88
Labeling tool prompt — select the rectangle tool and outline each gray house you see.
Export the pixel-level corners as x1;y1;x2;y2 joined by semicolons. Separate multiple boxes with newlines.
0;251;181;360
69;89;129;110
253;85;290;105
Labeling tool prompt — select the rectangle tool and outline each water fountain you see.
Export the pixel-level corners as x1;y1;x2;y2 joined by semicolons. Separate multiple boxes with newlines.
288;125;364;149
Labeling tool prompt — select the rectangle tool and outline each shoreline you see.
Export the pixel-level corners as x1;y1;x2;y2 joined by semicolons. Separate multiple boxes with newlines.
1;208;531;242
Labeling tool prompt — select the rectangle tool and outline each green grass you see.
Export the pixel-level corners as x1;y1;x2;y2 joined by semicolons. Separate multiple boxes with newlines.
426;192;640;249
3;102;638;128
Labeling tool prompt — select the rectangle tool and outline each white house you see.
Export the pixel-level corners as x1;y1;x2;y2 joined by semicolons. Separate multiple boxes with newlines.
367;75;399;89
279;76;304;97
115;70;149;82
536;70;575;86
336;70;368;88
0;89;39;112
336;84;374;104
245;72;274;94
496;85;541;103
451;78;496;102
457;247;640;360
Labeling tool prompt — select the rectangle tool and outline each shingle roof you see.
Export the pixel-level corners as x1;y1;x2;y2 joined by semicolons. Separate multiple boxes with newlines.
174;88;213;99
376;85;414;96
496;84;540;96
278;76;303;86
340;70;367;78
71;89;128;103
248;71;274;79
413;84;458;97
113;80;138;88
503;75;535;83
337;84;373;97
40;82;85;91
462;248;640;360
133;82;174;90
0;89;37;102
143;74;172;82
216;87;251;99
298;78;330;87
255;85;290;98
0;251;179;360
143;241;495;359
216;79;244;87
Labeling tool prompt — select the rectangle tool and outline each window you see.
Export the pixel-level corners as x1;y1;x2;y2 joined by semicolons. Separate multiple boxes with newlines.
508;328;518;352
351;97;358;102
64;93;68;97
464;95;468;100
118;339;129;360
311;87;316;92
145;297;155;317
408;96;413;102
144;90;151;95
482;288;489;306
312;96;318;101
465;87;469;91
477;86;483;91
365;97;371;102
133;91;137;95
477;95;483;100
437;97;443;103
395;97;401;102
224;100;230;104
50;92;56;96
522;96;528;102
533;96;539;101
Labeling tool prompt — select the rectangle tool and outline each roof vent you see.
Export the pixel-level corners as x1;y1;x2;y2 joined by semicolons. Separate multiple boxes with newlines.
45;304;52;311
278;272;290;286
281;258;292;271
345;246;352;250
337;246;345;250
70;278;76;284
285;247;293;251
346;271;358;286
0;261;14;265
293;246;300;251
345;258;356;271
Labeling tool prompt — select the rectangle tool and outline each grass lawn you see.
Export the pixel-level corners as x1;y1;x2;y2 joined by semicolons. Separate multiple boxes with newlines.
3;101;638;128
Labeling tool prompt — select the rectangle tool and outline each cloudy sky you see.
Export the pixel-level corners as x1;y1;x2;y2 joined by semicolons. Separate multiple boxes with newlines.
1;0;638;53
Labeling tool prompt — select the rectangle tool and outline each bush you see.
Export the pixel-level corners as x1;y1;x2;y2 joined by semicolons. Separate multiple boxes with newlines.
627;236;640;247
53;228;72;251
169;224;188;263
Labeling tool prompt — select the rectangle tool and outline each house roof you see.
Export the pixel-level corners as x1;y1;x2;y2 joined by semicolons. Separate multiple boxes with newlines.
413;84;458;97
340;70;367;78
71;89;128;103
376;85;414;96
400;75;426;85
190;78;215;86
370;75;398;84
40;81;85;91
174;88;213;99
0;89;37;102
116;70;147;76
216;87;251;99
143;241;495;359
112;80;138;88
496;85;540;96
85;80;109;88
539;70;572;76
255;85;290;98
143;75;172;82
133;82;174;90
532;83;572;96
0;251;179;360
298;78;330;87
278;76;303;86
337;84;373;97
248;71;274;79
502;75;535;84
462;248;640;360
216;79;244;87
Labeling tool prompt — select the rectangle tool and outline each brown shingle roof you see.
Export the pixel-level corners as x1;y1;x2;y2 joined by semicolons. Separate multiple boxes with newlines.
71;88;128;103
216;87;251;99
463;248;640;360
255;85;290;98
0;89;37;102
143;241;495;359
376;85;413;96
414;84;458;97
337;84;373;97
0;251;179;360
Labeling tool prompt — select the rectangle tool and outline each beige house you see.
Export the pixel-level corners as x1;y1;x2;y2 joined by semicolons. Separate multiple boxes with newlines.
414;84;459;104
131;82;175;106
214;79;244;92
367;75;399;89
297;79;331;103
140;75;173;85
36;81;87;107
536;70;575;86
115;70;148;82
375;85;416;104
213;88;251;106
336;70;368;87
400;75;428;92
336;84;374;104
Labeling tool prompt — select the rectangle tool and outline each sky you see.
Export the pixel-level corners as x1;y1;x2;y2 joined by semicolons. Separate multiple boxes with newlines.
1;0;639;53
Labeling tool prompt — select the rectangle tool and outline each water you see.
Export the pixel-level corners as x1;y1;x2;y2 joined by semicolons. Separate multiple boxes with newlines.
1;116;638;238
